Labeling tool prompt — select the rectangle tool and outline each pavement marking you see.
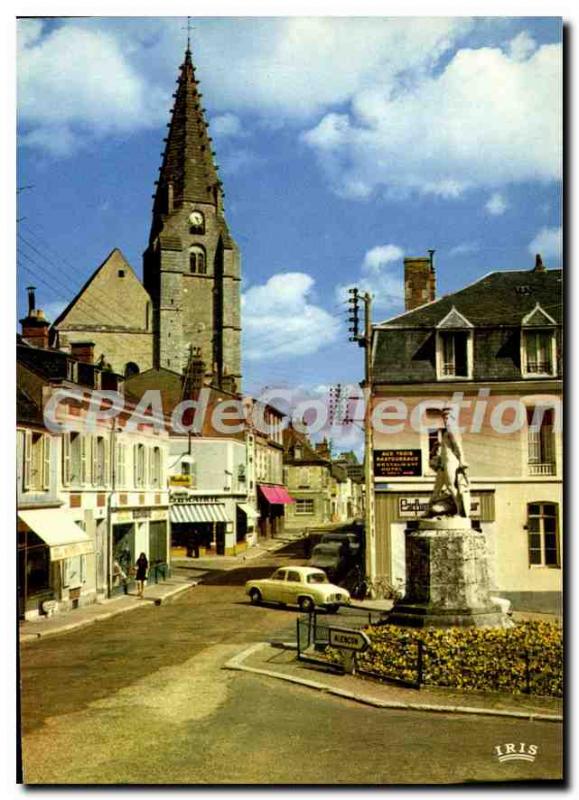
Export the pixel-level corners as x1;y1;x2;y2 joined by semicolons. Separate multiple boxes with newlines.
225;643;563;723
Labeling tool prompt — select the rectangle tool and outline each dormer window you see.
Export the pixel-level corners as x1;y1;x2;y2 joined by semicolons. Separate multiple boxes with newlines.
435;307;473;380
521;304;557;378
523;330;555;375
189;245;206;274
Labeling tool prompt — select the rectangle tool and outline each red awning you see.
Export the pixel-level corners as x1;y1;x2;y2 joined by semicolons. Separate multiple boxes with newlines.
258;484;294;505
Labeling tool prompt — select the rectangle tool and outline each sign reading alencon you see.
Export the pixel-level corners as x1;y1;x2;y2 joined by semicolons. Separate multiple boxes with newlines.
328;627;370;652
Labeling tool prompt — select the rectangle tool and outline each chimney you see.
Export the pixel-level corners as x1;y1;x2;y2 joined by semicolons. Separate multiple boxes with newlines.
70;341;95;364
404;252;437;311
534;253;545;273
20;286;51;349
27;286;36;315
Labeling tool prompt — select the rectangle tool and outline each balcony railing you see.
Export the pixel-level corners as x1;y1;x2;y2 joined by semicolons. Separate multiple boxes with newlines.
528;462;556;476
526;360;553;375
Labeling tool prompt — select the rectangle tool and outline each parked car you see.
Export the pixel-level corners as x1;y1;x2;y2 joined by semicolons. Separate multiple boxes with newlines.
245;566;350;613
308;542;349;583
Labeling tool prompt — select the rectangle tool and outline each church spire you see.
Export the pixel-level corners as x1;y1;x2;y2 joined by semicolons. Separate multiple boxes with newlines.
151;45;223;230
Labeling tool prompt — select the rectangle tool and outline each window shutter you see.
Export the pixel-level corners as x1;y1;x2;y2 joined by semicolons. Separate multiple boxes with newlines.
117;443;125;488
42;436;51;490
121;443;126;487
80;435;88;485
80;555;87;584
133;444;138;488
62;433;71;486
149;448;154;487
92;436;99;486
103;438;110;486
17;430;24;491
23;430;32;491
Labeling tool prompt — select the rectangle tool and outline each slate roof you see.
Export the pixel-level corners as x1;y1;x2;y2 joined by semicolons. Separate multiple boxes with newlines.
17;386;43;426
377;268;562;328
373;267;563;384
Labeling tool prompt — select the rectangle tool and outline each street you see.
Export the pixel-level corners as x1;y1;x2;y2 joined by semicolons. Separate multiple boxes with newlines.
19;545;563;784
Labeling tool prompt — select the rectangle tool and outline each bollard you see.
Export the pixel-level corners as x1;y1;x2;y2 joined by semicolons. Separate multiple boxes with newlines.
343;651;356;675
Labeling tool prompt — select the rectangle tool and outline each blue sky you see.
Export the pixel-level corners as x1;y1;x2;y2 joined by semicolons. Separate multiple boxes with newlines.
17;16;562;399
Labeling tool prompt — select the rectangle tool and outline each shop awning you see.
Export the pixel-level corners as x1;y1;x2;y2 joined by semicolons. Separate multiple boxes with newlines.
18;509;94;561
170;503;229;524
258;485;295;505
237;503;260;520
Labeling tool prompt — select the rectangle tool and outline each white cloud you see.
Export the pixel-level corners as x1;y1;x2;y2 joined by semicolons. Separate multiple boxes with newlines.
18;19;166;154
485;192;509;215
363;244;404;273
448;242;479;257
527;226;562;263
303;41;562;199
242;272;340;361
336;243;405;312
211;113;244;138
199;17;472;119
508;31;538;62
18;17;471;154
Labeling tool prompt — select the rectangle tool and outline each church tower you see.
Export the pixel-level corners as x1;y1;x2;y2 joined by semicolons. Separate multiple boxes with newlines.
143;45;242;390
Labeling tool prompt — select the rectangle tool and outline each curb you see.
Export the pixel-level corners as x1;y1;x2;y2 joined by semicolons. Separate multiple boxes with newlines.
223;643;563;724
19;582;194;643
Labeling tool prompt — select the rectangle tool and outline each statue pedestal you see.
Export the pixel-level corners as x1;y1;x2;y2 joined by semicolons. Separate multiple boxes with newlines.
386;518;509;628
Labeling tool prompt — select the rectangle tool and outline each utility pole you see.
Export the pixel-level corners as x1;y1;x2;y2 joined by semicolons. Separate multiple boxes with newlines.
348;288;376;594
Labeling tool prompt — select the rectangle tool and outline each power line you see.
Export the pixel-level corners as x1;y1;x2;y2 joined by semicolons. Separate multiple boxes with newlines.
17;233;139;329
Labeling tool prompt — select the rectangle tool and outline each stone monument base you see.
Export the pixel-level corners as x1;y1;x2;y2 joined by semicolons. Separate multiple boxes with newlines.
385;517;511;629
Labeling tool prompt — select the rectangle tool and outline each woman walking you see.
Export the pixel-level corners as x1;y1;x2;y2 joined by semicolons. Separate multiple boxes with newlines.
135;552;148;598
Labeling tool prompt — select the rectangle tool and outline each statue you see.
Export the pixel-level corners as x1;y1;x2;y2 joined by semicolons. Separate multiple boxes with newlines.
424;407;471;518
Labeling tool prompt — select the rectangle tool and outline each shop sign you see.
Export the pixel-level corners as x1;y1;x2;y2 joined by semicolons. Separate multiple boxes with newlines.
133;509;151;520
113;511;132;523
151;508;168;521
170;474;193;487
398;495;481;519
374;449;422;477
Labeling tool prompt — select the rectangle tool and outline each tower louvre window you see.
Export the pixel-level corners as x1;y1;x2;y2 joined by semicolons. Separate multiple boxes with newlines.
189;246;206;274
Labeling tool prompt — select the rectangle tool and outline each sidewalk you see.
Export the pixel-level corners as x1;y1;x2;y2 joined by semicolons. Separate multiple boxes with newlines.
225;642;563;723
19;574;195;644
19;535;298;644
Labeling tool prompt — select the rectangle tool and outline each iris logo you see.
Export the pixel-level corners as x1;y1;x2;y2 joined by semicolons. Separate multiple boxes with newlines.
494;743;538;763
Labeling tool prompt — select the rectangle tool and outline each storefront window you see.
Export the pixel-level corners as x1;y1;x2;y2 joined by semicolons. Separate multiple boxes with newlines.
113;523;135;587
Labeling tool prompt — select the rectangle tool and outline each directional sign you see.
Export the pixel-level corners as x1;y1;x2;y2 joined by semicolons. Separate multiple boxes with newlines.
329;627;370;653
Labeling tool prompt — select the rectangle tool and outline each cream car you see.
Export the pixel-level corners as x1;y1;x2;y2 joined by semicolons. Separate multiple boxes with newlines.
245;566;351;613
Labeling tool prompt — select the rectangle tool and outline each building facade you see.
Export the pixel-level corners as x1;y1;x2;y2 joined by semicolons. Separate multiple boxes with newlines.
168;435;259;558
370;254;562;612
17;322;171;619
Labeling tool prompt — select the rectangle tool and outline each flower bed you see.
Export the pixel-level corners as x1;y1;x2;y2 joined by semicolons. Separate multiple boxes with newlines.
333;621;562;697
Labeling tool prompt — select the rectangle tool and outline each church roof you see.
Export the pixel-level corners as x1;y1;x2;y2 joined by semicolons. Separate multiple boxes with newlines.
153;48;221;214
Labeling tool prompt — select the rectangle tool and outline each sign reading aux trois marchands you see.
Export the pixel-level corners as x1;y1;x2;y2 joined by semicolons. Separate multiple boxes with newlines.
373;449;422;477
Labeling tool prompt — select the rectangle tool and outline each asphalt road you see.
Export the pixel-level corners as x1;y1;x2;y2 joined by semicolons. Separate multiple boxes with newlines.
19;544;563;785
